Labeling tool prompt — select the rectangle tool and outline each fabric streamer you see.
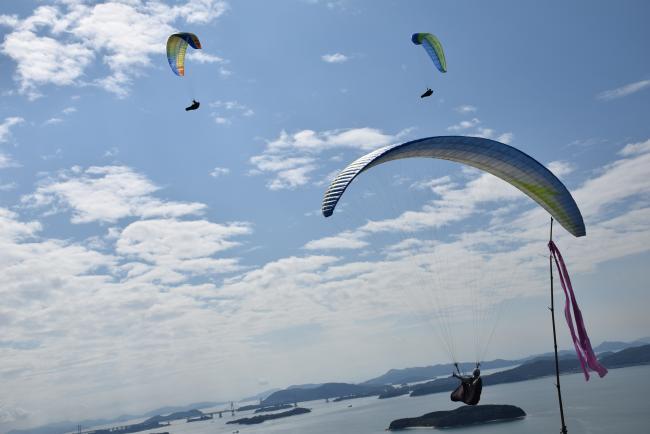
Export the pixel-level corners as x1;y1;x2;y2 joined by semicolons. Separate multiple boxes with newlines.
548;240;608;380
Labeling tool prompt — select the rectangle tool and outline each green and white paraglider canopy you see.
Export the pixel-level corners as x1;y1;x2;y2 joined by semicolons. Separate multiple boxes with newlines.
322;135;585;238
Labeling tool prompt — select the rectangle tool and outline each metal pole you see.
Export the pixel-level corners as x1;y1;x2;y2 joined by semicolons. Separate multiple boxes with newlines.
549;217;568;434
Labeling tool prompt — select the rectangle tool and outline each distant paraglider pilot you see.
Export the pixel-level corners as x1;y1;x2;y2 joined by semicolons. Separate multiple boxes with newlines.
420;88;433;98
185;99;200;111
451;366;482;405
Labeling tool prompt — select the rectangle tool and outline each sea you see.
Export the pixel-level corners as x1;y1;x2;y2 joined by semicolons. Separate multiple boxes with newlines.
95;365;650;434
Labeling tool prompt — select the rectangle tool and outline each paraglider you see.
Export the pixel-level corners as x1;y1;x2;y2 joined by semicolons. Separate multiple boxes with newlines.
412;33;446;98
420;88;433;98
167;33;202;110
321;136;604;417
451;367;482;405
322;136;586;237
185;99;200;111
412;33;447;73
166;32;202;76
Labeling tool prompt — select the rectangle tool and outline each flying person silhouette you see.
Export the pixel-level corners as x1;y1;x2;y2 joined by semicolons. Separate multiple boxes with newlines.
420;88;433;98
185;99;200;111
451;366;482;405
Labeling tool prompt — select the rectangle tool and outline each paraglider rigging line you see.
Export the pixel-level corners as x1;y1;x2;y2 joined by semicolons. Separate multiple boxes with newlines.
549;217;568;434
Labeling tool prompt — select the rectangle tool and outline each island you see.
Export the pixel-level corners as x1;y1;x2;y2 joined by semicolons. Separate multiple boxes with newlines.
378;386;410;399
253;404;295;413
389;404;526;429
236;404;261;412
262;382;385;405
226;407;311;425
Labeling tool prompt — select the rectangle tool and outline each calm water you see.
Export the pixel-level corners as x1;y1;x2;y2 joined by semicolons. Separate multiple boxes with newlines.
118;365;650;434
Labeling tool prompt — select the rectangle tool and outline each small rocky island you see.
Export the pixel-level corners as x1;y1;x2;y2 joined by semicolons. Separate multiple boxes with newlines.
254;403;295;413
389;404;525;430
227;407;311;425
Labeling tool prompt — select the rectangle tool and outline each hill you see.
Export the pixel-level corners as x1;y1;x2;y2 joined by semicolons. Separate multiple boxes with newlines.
389;404;525;429
410;344;650;397
363;359;520;386
262;383;386;406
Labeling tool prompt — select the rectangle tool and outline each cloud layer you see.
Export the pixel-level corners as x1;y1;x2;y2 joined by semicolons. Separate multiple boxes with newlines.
0;0;228;98
250;127;408;190
597;79;650;100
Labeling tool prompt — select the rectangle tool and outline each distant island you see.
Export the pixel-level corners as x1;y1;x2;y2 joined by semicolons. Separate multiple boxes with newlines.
259;344;650;405
235;404;261;412
409;344;650;398
11;339;650;434
389;405;526;429
365;337;650;386
364;359;523;386
226;407;311;425
253;404;294;413
261;382;386;406
378;386;411;399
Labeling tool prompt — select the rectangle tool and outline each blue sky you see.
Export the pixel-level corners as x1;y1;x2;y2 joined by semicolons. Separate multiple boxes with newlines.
0;0;649;429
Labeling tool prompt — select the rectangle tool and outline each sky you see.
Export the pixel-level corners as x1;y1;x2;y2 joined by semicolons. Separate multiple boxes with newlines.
0;0;649;430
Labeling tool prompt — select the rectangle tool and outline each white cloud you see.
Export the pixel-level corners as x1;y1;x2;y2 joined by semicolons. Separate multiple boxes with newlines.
0;208;41;241
210;167;230;177
62;107;77;115
573;140;650;219
447;115;513;144
210;100;254;124
496;132;514;144
266;162;317;190
0;14;19;28
321;53;348;63
210;100;247;111
104;147;119;158
22;166;205;224
471;126;514;144
116;218;250;275
305;170;524;250
173;0;229;24
618;138;650;156
455;105;477;114
303;232;367;250
44;117;63;125
597;79;650;100
0;153;18;169
0;403;29;423
267;128;398;153
0;182;17;191
447;118;480;131
410;176;452;191
187;51;224;64
0;117;24;142
1;25;94;99
250;127;405;190
0;1;228;98
547;161;574;178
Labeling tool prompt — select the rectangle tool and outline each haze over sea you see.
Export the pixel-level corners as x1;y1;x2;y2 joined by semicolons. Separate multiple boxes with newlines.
84;365;649;434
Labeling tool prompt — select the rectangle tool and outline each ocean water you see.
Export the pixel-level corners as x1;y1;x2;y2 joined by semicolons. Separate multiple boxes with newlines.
120;365;650;434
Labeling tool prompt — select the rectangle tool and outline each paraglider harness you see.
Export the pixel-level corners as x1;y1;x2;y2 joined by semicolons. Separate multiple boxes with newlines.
420;88;433;98
185;100;200;111
451;362;483;406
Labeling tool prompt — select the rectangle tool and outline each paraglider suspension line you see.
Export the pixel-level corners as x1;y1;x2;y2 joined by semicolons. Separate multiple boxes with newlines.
549;217;568;434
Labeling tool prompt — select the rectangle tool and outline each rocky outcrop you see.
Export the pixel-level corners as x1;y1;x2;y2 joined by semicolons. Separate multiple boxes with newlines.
226;407;311;425
389;404;525;429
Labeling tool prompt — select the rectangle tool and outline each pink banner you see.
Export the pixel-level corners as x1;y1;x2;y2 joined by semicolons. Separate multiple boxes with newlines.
548;240;608;380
